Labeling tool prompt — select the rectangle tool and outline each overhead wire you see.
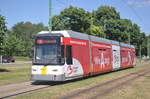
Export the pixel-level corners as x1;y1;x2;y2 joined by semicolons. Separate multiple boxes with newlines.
55;0;150;33
55;0;66;9
55;0;71;7
54;0;76;12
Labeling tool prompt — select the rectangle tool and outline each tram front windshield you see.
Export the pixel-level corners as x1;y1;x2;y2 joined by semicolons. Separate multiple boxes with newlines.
33;37;64;65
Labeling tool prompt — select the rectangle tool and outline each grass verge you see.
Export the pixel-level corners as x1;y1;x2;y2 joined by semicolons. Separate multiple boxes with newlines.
102;70;150;99
14;56;31;61
0;65;31;86
12;64;150;99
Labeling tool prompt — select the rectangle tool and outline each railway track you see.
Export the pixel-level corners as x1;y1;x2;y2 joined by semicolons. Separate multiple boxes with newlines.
60;67;150;99
0;81;52;99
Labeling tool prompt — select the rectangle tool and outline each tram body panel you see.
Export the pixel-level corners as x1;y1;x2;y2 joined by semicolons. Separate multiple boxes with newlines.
31;65;65;81
92;42;112;74
31;30;136;81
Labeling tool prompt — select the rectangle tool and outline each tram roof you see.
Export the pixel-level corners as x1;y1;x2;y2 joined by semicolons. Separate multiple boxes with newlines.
90;35;112;44
38;30;134;47
120;42;135;48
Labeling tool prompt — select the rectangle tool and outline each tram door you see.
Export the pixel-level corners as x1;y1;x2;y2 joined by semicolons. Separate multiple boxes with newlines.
112;45;121;70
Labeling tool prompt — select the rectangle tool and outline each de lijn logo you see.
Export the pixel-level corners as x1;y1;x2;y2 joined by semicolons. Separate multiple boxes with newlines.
66;65;73;76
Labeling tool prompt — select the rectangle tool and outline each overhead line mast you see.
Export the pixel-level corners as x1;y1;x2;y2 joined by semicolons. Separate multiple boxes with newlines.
49;0;52;32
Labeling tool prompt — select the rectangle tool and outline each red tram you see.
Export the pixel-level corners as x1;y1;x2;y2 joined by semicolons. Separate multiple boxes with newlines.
31;30;136;81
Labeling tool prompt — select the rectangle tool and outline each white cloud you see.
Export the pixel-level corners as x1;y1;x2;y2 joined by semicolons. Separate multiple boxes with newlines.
127;0;150;7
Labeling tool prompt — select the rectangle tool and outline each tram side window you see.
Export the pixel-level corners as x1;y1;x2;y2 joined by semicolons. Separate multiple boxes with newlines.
66;45;73;65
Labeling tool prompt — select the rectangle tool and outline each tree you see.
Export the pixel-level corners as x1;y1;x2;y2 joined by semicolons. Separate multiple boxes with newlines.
0;14;7;56
52;6;91;33
104;19;124;42
140;33;147;56
130;24;141;46
3;34;25;56
87;25;105;37
93;6;120;26
11;22;48;56
92;6;132;42
52;15;64;30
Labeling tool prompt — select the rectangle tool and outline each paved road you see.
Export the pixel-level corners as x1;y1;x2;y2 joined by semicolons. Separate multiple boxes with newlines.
0;61;32;66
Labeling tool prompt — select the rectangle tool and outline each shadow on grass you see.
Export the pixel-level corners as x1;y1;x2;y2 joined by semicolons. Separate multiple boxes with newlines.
32;67;134;86
0;68;10;72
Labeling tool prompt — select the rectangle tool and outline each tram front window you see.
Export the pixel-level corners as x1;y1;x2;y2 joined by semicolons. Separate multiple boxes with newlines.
33;38;64;65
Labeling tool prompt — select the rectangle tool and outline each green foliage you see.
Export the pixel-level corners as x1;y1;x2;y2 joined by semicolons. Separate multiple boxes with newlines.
0;21;48;57
87;25;105;37
52;6;91;32
147;36;150;58
12;22;48;39
93;6;120;26
11;22;48;56
52;15;64;30
104;19;123;41
14;56;31;61
138;33;147;56
0;14;7;55
104;19;133;42
3;34;25;56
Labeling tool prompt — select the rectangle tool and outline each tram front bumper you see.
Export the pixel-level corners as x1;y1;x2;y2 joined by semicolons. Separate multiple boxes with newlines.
31;74;65;81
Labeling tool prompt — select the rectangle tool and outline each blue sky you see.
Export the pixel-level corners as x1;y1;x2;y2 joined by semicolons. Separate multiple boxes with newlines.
0;0;150;34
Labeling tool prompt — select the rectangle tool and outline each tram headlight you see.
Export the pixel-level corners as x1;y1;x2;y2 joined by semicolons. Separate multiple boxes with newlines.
32;69;37;71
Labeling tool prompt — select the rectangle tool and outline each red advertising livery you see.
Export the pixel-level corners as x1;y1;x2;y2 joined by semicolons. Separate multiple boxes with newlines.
31;30;136;81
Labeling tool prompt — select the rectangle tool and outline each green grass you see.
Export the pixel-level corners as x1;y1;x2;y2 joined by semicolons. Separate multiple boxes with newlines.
0;65;31;85
12;64;150;99
14;56;31;61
